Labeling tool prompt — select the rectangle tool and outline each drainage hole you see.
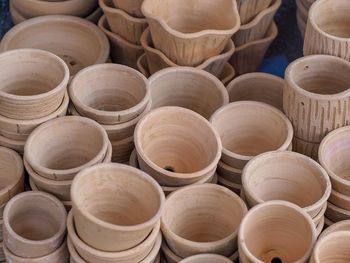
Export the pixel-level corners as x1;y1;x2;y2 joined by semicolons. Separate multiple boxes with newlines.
164;166;175;172
271;257;282;263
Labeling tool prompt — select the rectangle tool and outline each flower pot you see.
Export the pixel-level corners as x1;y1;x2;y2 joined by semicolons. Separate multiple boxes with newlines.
113;0;144;18
226;72;284;111
86;7;103;24
135;106;222;186
297;11;306;38
324;217;334;227
325;202;350;222
148;67;228;119
295;0;309;23
111;136;135;163
137;54;150;77
238;200;317;263
71;163;165;251
329;189;350;211
0;15;110;76
141;0;240;66
179;254;232;263
0;135;25;154
236;0;272;24
319;220;350;240
210;101;293;169
292;136;319;160
217;175;242;195
161;184;247;257
67;237;85;263
316;216;325;236
220;63;236;86
217;160;242;184
313;202;327;226
0;242;4;262
2;192;66;258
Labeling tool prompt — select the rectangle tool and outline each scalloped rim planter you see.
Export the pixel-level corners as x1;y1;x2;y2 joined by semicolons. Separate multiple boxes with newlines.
236;0;272;25
325;202;350;222
113;0;144;18
217;160;242;184
319;219;350;240
179;254;232;263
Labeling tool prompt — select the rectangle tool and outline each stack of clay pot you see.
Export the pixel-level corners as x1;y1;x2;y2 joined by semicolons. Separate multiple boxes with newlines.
295;0;315;37
0;49;70;154
99;0;147;68
229;0;281;75
210;101;293;195
69;63;151;164
23;116;111;210
67;163;164;262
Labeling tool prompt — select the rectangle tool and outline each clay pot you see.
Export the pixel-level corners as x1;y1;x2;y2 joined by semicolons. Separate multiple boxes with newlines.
292;136;319;161
236;0;272;25
161;184;247;258
316;217;325;236
86;7;103;24
0;242;4;262
67;237;85;263
148;67;228;119
217;175;242;195
325;202;350;222
0;135;25;154
179;254;232;263
141;0;240;66
71;163;165;251
220;63;236;86
238;200;317;263
304;0;350;62
318;220;350;240
113;0;144;18
2;191;67;258
230;22;278;75
227;72;284;111
324;217;334;227
217;160;242;184
137;54;150;77
296;0;309;23
210;101;293;169
0;15;110;76
111;136;135;163
329;190;350;211
134;106;222;186
297;11;307;38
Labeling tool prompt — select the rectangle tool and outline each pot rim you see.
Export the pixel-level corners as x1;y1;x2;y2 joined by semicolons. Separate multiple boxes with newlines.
99;0;147;23
318;219;350;240
137;53;150;77
327;201;350;216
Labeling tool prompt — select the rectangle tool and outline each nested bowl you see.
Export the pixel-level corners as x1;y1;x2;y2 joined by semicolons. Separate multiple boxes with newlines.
325;202;350;222
113;0;144;18
236;0;272;25
217;160;242;184
179;254;232;263
0;135;25;154
329;189;350;210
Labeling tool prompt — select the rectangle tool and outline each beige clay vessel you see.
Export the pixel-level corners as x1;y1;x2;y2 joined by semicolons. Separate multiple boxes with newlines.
329;189;350;211
220;63;236;86
325;202;350;222
236;0;272;25
217;175;242;195
292;136;319;161
318;219;350;240
0;135;25;154
179;254;232;263
217;160;242;185
113;0;144;18
137;54;150;77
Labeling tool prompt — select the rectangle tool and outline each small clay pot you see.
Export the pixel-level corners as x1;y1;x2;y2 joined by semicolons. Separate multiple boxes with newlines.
2;192;67;258
0;135;25;154
71;163;165;252
141;0;240;66
179;254;232;263
236;0;272;24
325;202;350;222
210;101;293;169
318;220;350;240
329;189;350;211
113;0;144;18
217;160;242;184
292;136;319;161
217;175;242;195
220;63;236;86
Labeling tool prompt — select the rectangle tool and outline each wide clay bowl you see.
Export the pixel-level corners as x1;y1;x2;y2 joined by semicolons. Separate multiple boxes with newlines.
318;220;350;240
141;0;240;66
161;184;247;258
134;106;222;187
238;200;317;263
2;191;67;258
210;101;293;169
179;254;232;263
71;163;165;252
113;0;144;18
236;0;272;25
0;15;110;76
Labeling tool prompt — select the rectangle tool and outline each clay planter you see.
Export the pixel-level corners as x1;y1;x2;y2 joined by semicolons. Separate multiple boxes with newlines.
0;242;4;262
236;0;272;25
319;220;350;240
111;136;135;163
141;0;240;66
217;175;242;195
148;68;228;119
324;217;335;227
297;12;307;38
137;54;150;77
227;72;284;111
179;254;231;263
99;0;147;45
112;0;144;18
325;202;350;222
217;160;242;184
0;15;110;76
2;192;66;258
67;237;85;263
69;63;150;125
292;136;319;161
329;190;350;210
296;0;308;23
210;101;293;169
161;184;247;258
134;106;222;186
0;135;25;154
220;63;236;86
71;163;165;251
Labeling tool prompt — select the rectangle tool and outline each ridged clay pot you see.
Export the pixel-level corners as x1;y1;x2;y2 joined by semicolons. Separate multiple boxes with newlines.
148;67;228;119
179;254;232;263
0;49;69;120
141;0;240;66
217;160;242;184
238;200;317;263
71;163;165;252
134;106;222;186
0;135;25;154
304;0;350;62
0;15;110;76
227;72;284;111
292;136;319;161
2;191;67;258
113;0;144;18
318;219;350;240
161;184;247;258
325;202;350;222
284;55;350;143
210;101;293;169
236;0;272;25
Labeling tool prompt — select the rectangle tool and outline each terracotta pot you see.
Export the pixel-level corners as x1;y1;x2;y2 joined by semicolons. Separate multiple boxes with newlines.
112;0;144;18
313;202;327;226
217;175;242;195
2;191;66;258
325;202;350;222
141;0;240;66
71;163;165;251
67;237;86;263
0;242;4;262
210;101;293;169
0;135;25;154
324;217;334;227
217;160;242;185
316;216;325;236
296;0;309;23
319;220;350;240
137;54;150;77
329;189;350;211
135;106;222;186
227;72;284;111
304;0;350;62
148;68;228;119
141;28;235;77
179;254;231;263
220;63;236;86
0;15;110;76
236;0;272;25
111;136;135;163
229;22;278;75
292;136;319;161
161;184;247;257
99;0;147;44
297;11;307;38
86;7;103;24
238;200;317;263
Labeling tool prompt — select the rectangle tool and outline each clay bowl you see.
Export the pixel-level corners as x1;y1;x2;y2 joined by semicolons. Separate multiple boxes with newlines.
141;0;240;66
220;63;236;86
0;15;110;76
98;15;144;69
69;63;150;125
292;136;319;161
238;200;317;263
71;163;165;252
329;189;350;210
318;220;350;240
227;72;284;111
325;202;350;222
99;0;147;45
113;0;144;18
210;101;293;169
284;55;350;143
134;106;222;187
141;28;235;77
234;0;281;46
0;49;69;120
179;254;232;263
217;160;242;184
148;67;229;119
304;0;350;62
0;135;25;155
229;22;278;75
2;191;67;258
319;126;350;195
236;0;272;25
161;184;247;258
242;151;331;218
217;175;242;195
